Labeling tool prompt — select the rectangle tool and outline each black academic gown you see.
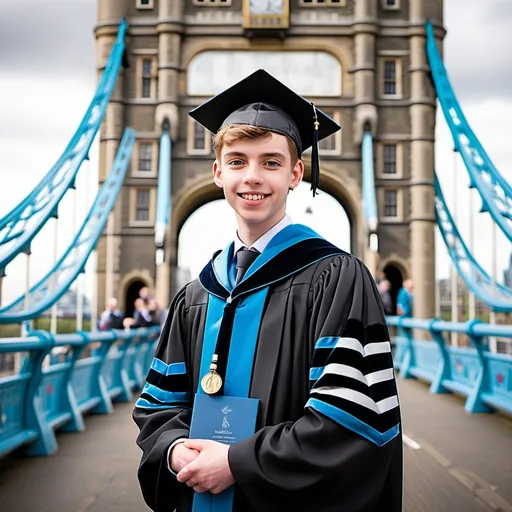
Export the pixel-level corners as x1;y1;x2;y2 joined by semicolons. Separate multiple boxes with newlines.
133;225;403;512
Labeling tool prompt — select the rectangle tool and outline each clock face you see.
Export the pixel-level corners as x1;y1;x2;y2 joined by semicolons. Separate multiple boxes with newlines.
249;0;285;15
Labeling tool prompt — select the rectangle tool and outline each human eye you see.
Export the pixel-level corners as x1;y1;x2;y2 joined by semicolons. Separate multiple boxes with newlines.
227;159;244;166
265;160;282;168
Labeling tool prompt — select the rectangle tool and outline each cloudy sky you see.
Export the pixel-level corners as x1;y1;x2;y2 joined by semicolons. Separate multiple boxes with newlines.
0;0;511;307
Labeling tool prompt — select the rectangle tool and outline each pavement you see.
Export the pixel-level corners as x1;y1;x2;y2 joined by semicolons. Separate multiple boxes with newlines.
0;378;511;512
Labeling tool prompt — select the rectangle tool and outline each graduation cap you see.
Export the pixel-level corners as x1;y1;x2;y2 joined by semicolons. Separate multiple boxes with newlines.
189;69;341;196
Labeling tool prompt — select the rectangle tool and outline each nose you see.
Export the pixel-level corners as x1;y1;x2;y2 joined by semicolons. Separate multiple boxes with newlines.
242;161;263;186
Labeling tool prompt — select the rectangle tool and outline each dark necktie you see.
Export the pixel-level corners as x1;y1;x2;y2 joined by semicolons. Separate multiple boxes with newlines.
235;247;259;285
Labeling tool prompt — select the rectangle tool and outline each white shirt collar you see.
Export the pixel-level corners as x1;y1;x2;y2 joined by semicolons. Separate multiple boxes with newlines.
234;214;293;255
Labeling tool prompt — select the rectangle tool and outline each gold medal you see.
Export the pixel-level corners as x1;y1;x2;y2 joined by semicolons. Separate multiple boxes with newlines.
201;371;223;395
201;354;223;395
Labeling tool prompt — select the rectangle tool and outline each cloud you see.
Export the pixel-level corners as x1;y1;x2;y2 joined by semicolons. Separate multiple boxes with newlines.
484;0;512;23
0;0;96;82
444;0;512;102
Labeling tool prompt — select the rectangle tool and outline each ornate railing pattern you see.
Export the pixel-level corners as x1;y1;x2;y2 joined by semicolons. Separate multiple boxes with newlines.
388;316;512;415
0;326;159;459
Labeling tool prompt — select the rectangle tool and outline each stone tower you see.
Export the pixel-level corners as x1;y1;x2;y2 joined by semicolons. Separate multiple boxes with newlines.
95;0;444;320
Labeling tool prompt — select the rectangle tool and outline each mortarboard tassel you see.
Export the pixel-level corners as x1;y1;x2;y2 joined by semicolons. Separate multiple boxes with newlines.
311;104;320;197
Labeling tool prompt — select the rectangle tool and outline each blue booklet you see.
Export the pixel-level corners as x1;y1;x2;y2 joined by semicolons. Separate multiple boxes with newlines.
190;393;259;445
190;394;259;512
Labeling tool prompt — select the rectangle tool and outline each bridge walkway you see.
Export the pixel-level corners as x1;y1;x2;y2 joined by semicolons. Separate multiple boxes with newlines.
0;379;511;512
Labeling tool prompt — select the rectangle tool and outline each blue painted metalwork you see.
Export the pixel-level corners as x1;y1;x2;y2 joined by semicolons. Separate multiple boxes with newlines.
0;19;128;273
387;316;512;415
434;173;512;311
361;131;378;234
0;326;159;459
0;129;135;323
155;122;171;264
426;21;512;242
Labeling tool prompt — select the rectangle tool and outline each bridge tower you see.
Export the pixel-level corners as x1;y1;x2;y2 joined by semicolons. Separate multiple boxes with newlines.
95;0;444;320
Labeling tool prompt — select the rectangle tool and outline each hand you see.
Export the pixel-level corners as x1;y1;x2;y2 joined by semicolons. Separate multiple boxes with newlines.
170;442;200;473
176;440;235;495
171;442;208;493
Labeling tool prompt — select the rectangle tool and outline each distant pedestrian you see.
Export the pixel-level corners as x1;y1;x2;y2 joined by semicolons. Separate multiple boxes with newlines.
131;298;154;328
397;279;413;317
139;286;154;305
378;279;394;315
99;298;124;330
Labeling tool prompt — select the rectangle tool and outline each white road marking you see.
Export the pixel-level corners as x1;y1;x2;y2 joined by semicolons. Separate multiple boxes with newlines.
403;433;422;450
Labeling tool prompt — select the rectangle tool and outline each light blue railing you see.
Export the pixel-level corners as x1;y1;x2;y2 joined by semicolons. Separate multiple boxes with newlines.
0;326;159;459
388;316;512;415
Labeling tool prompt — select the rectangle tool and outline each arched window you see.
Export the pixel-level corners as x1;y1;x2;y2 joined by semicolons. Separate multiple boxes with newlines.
188;51;342;97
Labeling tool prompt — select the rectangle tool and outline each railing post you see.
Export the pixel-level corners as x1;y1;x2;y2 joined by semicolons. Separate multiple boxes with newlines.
116;330;134;402
398;318;416;380
130;330;149;390
24;331;58;456
134;336;148;389
428;319;451;394
60;335;88;432
135;326;160;388
464;319;493;413
84;331;114;415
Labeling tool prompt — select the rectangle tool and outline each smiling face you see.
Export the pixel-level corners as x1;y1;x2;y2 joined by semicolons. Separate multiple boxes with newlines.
213;126;303;243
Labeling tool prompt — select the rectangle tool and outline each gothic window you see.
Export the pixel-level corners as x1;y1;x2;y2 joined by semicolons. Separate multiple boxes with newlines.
142;59;152;98
380;58;402;98
130;187;155;226
136;0;154;9
382;0;400;9
187;119;211;155
132;141;157;177
139;143;152;172
193;0;232;4
136;57;157;99
384;189;398;218
318;110;342;155
136;189;150;221
383;144;397;174
300;0;346;5
384;61;396;95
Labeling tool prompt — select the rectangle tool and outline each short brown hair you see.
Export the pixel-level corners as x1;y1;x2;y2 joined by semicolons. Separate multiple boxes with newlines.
213;124;298;163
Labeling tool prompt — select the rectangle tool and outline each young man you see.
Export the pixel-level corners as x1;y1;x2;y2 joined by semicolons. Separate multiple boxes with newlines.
133;70;403;512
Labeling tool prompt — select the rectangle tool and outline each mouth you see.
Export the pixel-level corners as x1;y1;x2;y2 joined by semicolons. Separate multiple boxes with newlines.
237;193;271;202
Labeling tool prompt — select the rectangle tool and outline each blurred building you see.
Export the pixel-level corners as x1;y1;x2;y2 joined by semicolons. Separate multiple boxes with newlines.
504;252;512;288
437;277;490;320
95;0;444;317
41;288;92;319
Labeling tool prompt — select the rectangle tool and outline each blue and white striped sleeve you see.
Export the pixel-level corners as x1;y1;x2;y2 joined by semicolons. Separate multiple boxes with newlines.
228;255;403;508
306;256;401;446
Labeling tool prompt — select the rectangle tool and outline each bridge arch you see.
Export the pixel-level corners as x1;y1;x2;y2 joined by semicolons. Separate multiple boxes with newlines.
119;270;155;318
169;164;362;291
380;255;410;315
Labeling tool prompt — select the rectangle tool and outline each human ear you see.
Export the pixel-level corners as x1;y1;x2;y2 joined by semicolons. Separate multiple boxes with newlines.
212;160;223;189
290;159;304;190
